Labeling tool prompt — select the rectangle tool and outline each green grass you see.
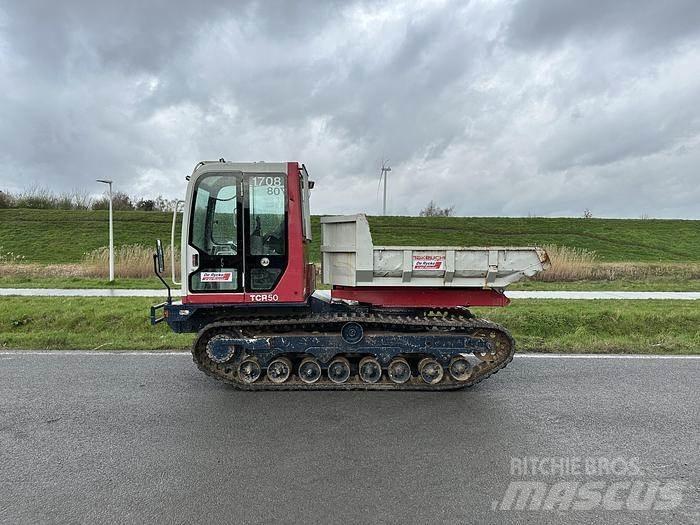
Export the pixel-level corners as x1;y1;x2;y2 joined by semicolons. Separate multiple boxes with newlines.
0;209;182;264
365;216;700;263
1;275;699;292
474;299;700;354
510;279;700;292
0;297;191;350
2;209;700;264
1;297;697;353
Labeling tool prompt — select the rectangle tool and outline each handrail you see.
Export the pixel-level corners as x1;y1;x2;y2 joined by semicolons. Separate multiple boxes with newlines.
171;200;184;286
150;302;167;325
153;253;172;305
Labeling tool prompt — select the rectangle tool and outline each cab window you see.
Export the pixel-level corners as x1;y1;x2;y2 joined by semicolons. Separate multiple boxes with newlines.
249;176;286;256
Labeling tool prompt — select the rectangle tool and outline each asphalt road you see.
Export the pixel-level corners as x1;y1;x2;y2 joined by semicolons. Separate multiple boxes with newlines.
1;352;698;524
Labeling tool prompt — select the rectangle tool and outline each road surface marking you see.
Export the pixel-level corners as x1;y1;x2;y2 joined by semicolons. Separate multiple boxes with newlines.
515;354;700;359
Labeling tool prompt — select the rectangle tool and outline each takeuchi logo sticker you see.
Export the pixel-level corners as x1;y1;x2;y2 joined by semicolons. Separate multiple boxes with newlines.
200;272;233;282
413;255;445;271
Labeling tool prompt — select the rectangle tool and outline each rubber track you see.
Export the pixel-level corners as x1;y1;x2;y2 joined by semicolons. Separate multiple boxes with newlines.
191;311;515;391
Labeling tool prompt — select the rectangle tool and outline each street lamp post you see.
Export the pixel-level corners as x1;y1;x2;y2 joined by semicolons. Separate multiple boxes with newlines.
96;179;114;282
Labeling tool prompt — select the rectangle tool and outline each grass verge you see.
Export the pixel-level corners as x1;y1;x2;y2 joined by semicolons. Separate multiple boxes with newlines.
0;297;697;354
0;276;167;289
0;297;192;350
511;279;700;292
2;274;700;291
472;300;700;354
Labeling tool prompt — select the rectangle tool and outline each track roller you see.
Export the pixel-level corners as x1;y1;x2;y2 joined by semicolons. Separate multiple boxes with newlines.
298;357;322;384
238;358;262;384
266;357;292;383
358;356;382;383
448;356;472;382
341;322;364;344
387;358;411;384
418;358;444;384
327;357;351;384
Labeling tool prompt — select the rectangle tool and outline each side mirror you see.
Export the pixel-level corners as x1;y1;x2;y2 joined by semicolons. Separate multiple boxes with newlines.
155;239;165;273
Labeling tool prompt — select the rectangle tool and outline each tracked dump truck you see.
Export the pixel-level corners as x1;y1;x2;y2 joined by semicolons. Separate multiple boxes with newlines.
151;161;549;390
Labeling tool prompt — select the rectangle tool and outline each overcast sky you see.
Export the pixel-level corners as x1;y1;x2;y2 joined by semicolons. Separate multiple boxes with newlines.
1;0;699;218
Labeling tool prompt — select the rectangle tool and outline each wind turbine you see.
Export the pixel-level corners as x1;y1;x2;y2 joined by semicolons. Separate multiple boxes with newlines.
378;160;392;216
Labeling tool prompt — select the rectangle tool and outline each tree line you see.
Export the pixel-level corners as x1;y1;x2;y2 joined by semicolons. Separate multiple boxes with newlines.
2;187;454;216
0;187;178;212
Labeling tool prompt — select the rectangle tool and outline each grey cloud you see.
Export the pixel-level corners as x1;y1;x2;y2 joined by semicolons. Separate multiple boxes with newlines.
508;0;700;52
540;80;700;172
0;0;699;218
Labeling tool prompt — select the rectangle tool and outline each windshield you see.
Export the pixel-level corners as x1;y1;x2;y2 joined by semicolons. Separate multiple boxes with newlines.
190;174;238;256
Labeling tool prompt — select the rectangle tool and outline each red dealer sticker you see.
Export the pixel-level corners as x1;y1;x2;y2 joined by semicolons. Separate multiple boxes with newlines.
200;271;234;282
412;255;445;271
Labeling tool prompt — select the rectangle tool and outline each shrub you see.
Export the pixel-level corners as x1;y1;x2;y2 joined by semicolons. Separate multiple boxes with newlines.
3;187;174;211
0;191;15;208
137;199;156;212
419;200;455;217
0;246;26;264
15;187;57;209
154;195;179;212
3;188;93;210
92;191;135;211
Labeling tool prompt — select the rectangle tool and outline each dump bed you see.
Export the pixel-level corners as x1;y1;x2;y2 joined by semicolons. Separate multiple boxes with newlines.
321;214;549;289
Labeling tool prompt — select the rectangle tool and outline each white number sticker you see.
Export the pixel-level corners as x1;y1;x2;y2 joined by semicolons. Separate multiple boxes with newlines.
253;176;283;187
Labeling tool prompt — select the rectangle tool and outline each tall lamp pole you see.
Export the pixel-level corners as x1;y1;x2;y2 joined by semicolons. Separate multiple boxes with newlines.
96;179;114;282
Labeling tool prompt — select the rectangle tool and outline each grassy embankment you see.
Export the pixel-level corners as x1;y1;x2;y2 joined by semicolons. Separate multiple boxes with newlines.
0;209;181;288
2;209;700;289
0;297;697;353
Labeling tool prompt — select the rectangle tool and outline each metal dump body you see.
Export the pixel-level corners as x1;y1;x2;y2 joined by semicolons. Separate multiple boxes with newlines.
321;214;549;289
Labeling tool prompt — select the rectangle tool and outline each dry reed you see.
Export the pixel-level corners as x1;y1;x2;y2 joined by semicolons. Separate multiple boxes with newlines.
81;245;180;279
533;244;700;281
2;242;700;283
534;245;598;281
0;245;180;279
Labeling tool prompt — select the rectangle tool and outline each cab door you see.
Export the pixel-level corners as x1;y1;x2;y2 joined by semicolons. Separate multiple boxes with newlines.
188;173;244;293
243;174;288;292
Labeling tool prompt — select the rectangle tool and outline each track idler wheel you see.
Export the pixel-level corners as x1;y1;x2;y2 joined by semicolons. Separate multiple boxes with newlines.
448;356;472;382
266;357;292;384
474;331;503;362
238;358;262;384
327;357;351;384
418;358;444;385
206;334;237;363
358;356;382;383
387;358;411;384
298;357;322;384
